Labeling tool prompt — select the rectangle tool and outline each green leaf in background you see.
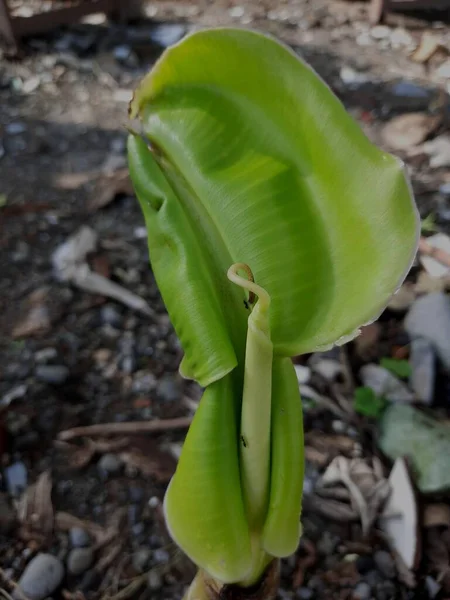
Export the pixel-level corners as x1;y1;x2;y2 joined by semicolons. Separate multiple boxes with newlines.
354;386;387;418
129;28;419;380
380;357;412;379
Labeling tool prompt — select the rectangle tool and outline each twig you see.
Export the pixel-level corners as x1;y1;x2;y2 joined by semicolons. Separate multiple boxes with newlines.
58;417;192;441
0;569;30;600
419;236;450;269
100;572;148;600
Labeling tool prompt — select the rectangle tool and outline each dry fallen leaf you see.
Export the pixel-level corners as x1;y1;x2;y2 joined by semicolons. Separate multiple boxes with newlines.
320;456;389;535
17;471;53;544
55;512;106;543
411;32;442;63
424;504;450;528
379;458;420;571
11;287;52;338
381;113;441;152
87;169;134;213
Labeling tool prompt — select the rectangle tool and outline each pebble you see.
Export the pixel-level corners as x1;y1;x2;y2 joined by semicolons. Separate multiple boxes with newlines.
5;461;28;496
405;293;450;370
1;384;27;407
317;531;340;556
374;550;396;579
356;555;375;575
158;375;181;402
100;305;122;327
6;122;26;135
353;582;371;600
15;554;64;600
34;348;58;363
364;569;383;587
97;453;122;475
360;364;413;403
67;547;94;576
69;527;91;548
376;580;396;600
79;569;101;593
409;338;435;405
296;588;313;600
149;24;186;47
147;570;163;590
132;547;151;573
153;548;169;563
35;365;69;385
371;25;391;40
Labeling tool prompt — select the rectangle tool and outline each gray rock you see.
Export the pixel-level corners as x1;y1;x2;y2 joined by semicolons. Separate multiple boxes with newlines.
378;403;450;493
100;305;122;327
409;338;435;404
153;548;169;563
376;580;396;600
35;365;69;385
97;453;122;475
360;364;413;403
147;570;162;590
5;461;28;496
67;548;94;576
374;550;395;579
69;527;91;548
16;554;64;600
132;548;151;573
296;588;313;600
405;293;450;370
158;375;181;402
150;24;186;47
6;122;26;135
353;582;371;600
34;348;58;363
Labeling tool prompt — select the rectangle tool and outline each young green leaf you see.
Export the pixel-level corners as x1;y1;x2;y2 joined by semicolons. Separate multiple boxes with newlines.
354;386;387;418
380;357;412;379
129;28;419;371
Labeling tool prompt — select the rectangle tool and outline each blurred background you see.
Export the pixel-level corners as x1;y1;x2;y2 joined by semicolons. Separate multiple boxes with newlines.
2;1;450;599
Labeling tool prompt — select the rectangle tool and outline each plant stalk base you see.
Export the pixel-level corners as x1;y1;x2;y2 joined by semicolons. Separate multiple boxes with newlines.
184;561;280;600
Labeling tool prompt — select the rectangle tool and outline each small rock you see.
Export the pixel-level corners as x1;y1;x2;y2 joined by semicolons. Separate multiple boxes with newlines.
16;554;64;600
97;453;122;476
0;493;16;533
67;547;94;576
100;305;122;327
376;580;396;600
409;338;435;405
371;25;391;39
6;122;26;135
34;348;58;363
229;5;245;17
309;356;342;381
296;588;313;600
423;135;450;169
374;550;396;579
158;375;181;402
147;570;162;590
150;24;186;47
364;569;382;587
317;531;340;556
360;364;413;403
353;581;371;600
5;461;27;496
132;547;151;573
69;527;91;548
132;522;145;536
153;548;169;563
405;293;450;369
35;365;69;385
425;576;441;599
79;569;101;593
1;384;27;407
294;364;311;384
355;555;375;575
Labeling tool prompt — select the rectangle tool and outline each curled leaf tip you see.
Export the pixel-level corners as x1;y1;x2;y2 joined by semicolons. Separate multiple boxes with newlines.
227;263;270;311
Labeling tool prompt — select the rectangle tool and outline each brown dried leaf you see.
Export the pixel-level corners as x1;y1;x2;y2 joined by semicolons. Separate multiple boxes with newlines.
307;495;358;522
12;287;51;338
425;504;450;528
53;170;100;190
381;113;441;152
411;32;442;63
55;512;105;542
87;169;134;212
118;447;176;482
305;445;329;468
17;471;53;544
